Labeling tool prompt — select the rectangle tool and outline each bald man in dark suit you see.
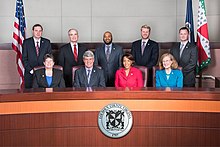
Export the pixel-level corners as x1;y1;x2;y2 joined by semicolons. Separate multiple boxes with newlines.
94;31;123;87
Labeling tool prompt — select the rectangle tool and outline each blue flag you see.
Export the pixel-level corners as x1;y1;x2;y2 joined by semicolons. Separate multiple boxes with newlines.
185;0;195;43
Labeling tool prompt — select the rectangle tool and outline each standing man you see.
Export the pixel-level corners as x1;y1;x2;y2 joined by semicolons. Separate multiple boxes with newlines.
94;31;123;87
22;24;52;88
73;50;106;88
131;24;159;87
58;28;87;87
170;26;198;87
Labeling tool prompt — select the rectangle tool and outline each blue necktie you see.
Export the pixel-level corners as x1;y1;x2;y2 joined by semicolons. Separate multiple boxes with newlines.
87;70;91;85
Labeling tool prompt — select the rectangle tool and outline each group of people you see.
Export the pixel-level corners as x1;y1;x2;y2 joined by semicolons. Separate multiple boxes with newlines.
22;24;198;89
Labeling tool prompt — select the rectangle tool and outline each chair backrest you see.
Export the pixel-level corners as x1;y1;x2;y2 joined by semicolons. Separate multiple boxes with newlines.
134;65;148;87
33;65;63;71
152;66;182;87
72;65;102;85
72;65;83;84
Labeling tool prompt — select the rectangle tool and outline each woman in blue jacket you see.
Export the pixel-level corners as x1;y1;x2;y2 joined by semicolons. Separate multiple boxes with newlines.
156;53;183;88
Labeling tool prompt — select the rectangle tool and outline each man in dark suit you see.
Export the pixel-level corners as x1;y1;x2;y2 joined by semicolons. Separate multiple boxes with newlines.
58;28;87;87
22;24;52;88
131;24;159;87
170;27;198;87
94;31;123;87
73;50;106;88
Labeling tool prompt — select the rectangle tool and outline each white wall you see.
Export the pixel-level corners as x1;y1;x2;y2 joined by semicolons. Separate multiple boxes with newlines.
0;0;220;43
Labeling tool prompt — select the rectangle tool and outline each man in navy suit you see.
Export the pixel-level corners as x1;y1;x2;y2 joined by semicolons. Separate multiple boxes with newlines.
22;24;52;88
94;31;123;87
58;28;87;87
73;50;106;88
131;24;159;87
170;27;198;87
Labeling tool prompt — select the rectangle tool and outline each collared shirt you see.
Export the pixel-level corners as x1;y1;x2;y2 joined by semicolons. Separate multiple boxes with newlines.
85;67;93;76
70;42;78;54
142;39;149;46
180;41;188;49
33;37;41;48
105;43;112;54
85;67;93;84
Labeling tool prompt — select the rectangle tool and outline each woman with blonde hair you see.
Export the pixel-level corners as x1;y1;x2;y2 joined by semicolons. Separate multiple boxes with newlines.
156;53;183;88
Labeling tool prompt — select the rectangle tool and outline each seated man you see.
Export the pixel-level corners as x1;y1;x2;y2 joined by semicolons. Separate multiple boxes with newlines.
73;50;106;88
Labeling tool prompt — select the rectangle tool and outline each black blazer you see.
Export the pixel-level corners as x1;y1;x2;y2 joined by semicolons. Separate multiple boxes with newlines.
22;37;52;73
94;43;123;86
32;68;65;88
58;43;87;87
170;42;198;85
73;66;106;88
131;39;159;68
22;37;52;88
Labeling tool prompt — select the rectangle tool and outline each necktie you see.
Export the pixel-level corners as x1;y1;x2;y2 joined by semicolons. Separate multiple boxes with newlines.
179;43;184;57
73;44;78;62
106;45;110;61
87;69;91;84
36;41;39;56
141;41;146;55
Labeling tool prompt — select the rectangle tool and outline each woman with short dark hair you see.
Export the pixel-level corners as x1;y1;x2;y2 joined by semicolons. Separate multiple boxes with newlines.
115;53;143;88
32;54;65;88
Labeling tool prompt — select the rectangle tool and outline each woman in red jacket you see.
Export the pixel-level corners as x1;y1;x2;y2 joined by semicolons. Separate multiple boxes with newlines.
115;53;144;88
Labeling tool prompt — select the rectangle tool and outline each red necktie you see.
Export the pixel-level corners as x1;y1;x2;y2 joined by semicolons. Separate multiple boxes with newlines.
73;44;78;62
36;41;39;56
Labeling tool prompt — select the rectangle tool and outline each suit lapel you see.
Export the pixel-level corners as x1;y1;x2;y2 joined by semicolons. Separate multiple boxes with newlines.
180;42;190;59
39;69;48;87
31;37;38;57
50;69;57;87
39;38;44;56
161;70;168;82
77;44;84;63
68;43;75;61
108;44;116;62
101;45;108;62
82;67;88;86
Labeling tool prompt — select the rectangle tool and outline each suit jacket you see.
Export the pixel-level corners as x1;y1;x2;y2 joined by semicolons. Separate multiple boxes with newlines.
22;37;52;88
131;39;159;68
156;69;183;88
58;43;87;87
115;67;144;88
170;42;198;86
73;66;106;88
94;43;123;87
32;68;65;88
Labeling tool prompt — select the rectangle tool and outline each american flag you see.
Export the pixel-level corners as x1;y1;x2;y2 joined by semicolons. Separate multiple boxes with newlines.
12;0;26;89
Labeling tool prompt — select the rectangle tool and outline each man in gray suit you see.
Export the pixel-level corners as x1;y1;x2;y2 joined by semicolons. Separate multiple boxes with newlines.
170;27;198;87
94;31;123;87
73;50;106;88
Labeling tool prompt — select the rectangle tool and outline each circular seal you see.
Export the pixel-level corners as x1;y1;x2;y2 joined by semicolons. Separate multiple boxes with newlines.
98;103;133;138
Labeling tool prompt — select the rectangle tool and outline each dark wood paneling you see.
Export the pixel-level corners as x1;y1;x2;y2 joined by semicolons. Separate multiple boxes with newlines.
1;111;220;146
